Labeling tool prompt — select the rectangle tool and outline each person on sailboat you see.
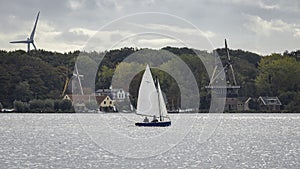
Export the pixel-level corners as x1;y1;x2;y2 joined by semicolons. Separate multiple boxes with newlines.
143;117;149;123
152;115;158;123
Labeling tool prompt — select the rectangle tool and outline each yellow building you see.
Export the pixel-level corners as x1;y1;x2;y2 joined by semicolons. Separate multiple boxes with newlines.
96;95;114;112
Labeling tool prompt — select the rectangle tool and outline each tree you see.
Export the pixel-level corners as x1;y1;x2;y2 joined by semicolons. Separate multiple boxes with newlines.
96;65;115;89
44;99;54;112
29;99;45;112
256;55;300;96
59;99;73;111
285;92;300;112
2;48;300;112
14;81;33;102
255;54;300;111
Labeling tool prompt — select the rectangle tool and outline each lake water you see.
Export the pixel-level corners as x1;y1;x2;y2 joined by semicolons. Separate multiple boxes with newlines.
0;113;299;168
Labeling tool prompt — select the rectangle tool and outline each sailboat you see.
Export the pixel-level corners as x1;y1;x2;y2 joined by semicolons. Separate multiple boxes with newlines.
135;65;171;127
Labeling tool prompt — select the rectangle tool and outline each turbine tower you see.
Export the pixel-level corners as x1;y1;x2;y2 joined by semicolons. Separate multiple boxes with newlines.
10;11;40;52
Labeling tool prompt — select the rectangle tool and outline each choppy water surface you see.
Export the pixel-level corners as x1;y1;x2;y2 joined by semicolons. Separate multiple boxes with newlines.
0;113;299;168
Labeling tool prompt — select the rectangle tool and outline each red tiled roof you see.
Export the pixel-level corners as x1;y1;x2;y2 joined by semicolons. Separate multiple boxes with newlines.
65;94;110;104
96;95;108;104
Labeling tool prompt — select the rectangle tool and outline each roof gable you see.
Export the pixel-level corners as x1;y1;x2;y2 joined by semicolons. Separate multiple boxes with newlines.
96;95;111;104
258;96;282;105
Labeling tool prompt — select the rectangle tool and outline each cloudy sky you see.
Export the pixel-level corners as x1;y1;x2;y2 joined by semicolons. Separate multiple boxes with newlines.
1;0;299;55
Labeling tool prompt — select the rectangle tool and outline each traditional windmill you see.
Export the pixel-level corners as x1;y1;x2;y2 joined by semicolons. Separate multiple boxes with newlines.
206;39;240;111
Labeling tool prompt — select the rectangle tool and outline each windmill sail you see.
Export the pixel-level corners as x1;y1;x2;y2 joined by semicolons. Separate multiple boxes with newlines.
136;65;160;117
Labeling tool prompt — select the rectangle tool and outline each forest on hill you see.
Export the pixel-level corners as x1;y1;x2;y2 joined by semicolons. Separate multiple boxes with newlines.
0;47;299;112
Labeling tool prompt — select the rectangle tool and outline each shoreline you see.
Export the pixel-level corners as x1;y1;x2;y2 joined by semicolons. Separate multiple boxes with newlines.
1;112;299;114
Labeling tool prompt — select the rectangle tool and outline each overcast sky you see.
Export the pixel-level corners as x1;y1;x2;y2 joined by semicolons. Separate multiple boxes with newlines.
1;0;299;55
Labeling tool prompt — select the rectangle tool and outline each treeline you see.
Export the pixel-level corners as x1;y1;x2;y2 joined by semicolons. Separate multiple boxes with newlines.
0;47;300;112
0;50;78;107
13;99;73;113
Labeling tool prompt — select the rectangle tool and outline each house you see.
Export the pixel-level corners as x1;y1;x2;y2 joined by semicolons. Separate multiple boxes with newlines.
224;97;252;112
63;94;115;112
257;96;282;111
112;89;128;101
95;87;133;112
236;97;254;111
96;87;130;102
224;97;239;111
96;95;115;112
95;89;112;96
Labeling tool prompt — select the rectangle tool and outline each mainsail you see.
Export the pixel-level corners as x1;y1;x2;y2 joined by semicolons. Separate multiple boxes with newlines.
136;65;160;117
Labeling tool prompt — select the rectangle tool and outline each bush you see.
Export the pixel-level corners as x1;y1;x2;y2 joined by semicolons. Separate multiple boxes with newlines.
13;100;30;112
44;99;54;112
59;99;73;112
29;99;45;112
54;100;61;112
53;99;74;112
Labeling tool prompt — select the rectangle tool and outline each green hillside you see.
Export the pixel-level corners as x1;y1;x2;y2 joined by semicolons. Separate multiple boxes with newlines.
0;47;299;112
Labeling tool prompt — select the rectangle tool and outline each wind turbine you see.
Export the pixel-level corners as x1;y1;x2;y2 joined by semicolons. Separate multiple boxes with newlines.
73;63;84;95
10;11;40;52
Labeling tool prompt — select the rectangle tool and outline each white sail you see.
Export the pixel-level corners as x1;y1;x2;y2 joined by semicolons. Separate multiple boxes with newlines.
136;65;160;117
157;80;169;118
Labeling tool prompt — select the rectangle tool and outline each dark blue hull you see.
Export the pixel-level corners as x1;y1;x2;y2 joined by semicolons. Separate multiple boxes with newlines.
135;121;171;127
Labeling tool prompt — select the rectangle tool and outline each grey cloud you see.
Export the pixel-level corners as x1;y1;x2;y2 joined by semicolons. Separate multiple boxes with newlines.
0;0;299;54
57;30;90;43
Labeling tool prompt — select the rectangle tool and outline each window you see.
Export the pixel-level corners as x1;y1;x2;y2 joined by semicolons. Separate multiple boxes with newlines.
104;101;106;104
110;101;112;104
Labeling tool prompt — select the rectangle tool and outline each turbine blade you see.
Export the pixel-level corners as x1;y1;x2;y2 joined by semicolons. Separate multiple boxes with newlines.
10;40;29;43
74;63;84;95
75;63;79;75
27;43;30;52
77;76;84;95
32;42;37;50
30;11;40;40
